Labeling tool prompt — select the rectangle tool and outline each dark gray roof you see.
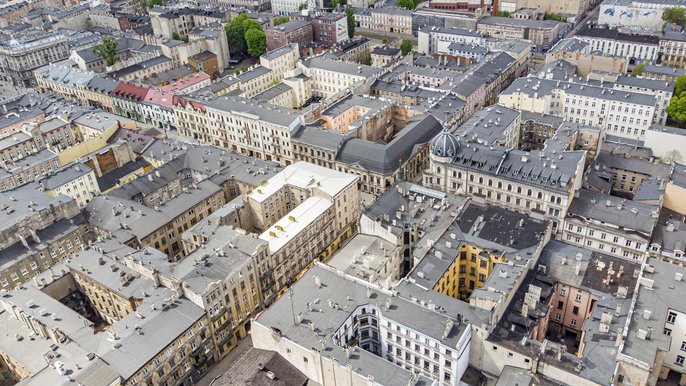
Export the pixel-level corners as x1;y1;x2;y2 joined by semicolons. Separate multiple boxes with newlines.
337;114;444;174
567;189;658;235
614;75;674;92
479;16;563;29
292;125;350;151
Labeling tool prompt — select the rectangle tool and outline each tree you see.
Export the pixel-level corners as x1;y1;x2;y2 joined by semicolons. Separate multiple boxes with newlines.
675;74;686;96
497;11;510;17
544;12;566;22
329;0;339;8
360;51;371;65
632;62;647;77
172;31;182;41
396;0;414;10
345;6;355;39
666;92;686;124
242;18;262;33
298;2;307;10
92;36;119;67
663;7;686;27
400;38;412;56
274;16;289;25
147;0;163;7
245;28;266;58
661;149;683;164
225;14;249;55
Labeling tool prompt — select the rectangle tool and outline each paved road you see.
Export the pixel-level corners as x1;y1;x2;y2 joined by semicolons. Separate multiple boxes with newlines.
566;2;601;38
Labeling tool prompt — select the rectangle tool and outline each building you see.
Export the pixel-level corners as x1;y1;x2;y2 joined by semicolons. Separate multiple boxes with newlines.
615;258;686;386
575;25;660;64
660;23;686;66
598;0;679;32
252;263;473;386
515;0;591;16
188;50;219;77
424;128;586;230
266;20;314;53
38;163;101;207
299;57;383;99
561;189;657;262
546;38;628;77
174;95;301;165
0;30;69;87
498;76;658;142
0;183;88;290
369;7;414;35
476;17;564;49
371;46;401;68
613;75;673;124
149;7;226;39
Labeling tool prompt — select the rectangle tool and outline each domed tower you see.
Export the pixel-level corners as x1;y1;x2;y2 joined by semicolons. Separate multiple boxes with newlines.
430;128;460;164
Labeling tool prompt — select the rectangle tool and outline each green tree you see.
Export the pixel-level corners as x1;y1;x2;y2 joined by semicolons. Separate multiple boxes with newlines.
663;7;686;27
274;16;289;25
147;0;163;7
497;10;510;17
345;6;355;39
544;12;566;21
360;51;371;65
92;36;119;67
172;31;182;41
396;0;415;9
242;18;262;33
245;28;266;57
666;92;686;124
225;14;249;55
298;2;307;10
330;0;339;8
400;38;412;56
675;74;686;95
631;62;647;77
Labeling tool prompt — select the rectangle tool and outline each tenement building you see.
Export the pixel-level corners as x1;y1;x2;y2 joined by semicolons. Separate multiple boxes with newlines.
424;128;586;230
252;263;472;386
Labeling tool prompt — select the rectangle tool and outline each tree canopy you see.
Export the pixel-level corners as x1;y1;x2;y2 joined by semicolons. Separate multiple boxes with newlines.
396;0;415;10
544;12;567;22
245;28;267;58
676;74;686;95
663;7;686;27
345;6;355;39
225;14;265;56
631;62;647;77
400;39;412;56
274;16;289;25
92;36;119;67
147;0;163;8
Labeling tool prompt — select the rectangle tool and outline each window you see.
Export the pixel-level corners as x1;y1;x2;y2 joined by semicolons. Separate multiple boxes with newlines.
571;319;577;326
681;341;686;351
676;356;685;366
559;289;566;296
668;311;678;324
665;328;672;336
573;306;579;315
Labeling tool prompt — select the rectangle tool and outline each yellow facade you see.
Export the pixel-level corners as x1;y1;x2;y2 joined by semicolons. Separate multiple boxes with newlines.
433;243;506;300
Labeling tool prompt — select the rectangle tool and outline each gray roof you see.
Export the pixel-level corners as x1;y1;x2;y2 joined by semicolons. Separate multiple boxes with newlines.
621;258;685;366
261;43;298;61
202;95;301;129
447;42;488;55
39;163;92;190
442;141;585;193
479;16;563;29
502;76;657;106
254;263;466;386
549;37;590;54
567;189;658;235
595;152;670;179
237;65;272;82
292;125;350;151
455;104;520;146
253;82;292;101
672;162;686;189
337;114;444;174
651;208;686;254
614;75;674;92
302;56;383;78
0;182;73;233
643;64;686;78
267;19;311;33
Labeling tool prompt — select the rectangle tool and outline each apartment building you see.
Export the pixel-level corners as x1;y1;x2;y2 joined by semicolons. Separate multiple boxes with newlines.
499;76;658;141
260;43;300;81
370;7;413;35
299;57;383;99
454;104;521;149
175;95;301;165
0;248;215;386
0;30;69;87
616;258;686;386
424;129;586;230
546;38;628;77
86;180;226;260
0;149;60;191
483;240;640;385
149;7;226;39
477;17;564;48
613;75;673;125
265;20;313;53
561;189;657;262
575;25;660;63
38;163;101;207
417;26;485;56
252;263;472;386
0;183;88;290
410;201;550;302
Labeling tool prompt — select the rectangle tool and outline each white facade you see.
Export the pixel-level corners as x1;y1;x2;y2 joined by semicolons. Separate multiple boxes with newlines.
417;27;485;56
